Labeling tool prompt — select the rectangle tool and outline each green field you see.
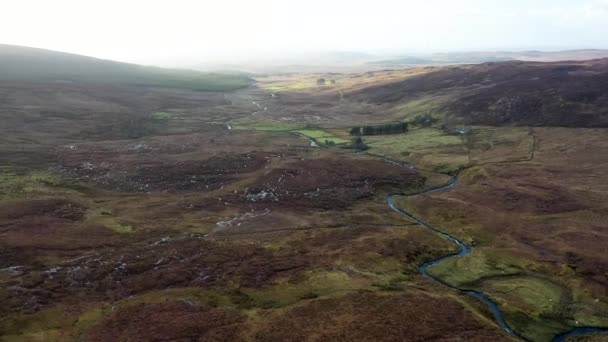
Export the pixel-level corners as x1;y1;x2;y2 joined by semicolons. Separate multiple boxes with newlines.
229;118;350;146
365;128;463;152
229;117;301;131
294;129;350;145
364;128;467;171
262;82;319;91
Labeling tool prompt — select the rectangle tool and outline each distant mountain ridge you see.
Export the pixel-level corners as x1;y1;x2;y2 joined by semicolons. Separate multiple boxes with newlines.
368;49;608;66
0;44;251;91
189;49;608;73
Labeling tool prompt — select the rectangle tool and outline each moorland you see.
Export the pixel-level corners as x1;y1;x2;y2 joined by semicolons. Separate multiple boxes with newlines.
1;45;607;342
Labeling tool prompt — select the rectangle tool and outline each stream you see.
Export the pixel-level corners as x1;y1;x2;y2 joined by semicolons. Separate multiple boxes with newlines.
387;176;608;342
231;94;608;341
291;132;319;147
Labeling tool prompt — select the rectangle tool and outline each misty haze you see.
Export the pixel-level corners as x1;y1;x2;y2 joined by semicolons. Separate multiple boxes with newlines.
1;1;608;342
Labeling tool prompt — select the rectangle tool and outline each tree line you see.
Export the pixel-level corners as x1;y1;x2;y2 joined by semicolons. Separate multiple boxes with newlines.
349;114;438;137
349;122;409;136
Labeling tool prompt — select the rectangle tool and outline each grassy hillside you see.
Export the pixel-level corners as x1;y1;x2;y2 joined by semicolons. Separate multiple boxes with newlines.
0;44;251;91
350;59;608;127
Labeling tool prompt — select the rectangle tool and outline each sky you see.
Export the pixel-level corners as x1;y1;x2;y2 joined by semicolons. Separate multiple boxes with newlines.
1;0;608;65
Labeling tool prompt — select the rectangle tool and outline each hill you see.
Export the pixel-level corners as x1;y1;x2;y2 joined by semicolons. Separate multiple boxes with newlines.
367;50;608;67
2;48;608;342
350;59;608;127
0;44;251;91
368;53;513;66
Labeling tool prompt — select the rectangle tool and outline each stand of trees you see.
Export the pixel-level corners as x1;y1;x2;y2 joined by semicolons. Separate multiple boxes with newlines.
351;137;369;151
350;122;408;136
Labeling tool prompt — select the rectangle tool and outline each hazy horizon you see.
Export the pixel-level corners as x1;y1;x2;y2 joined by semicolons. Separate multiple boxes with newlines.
2;0;608;66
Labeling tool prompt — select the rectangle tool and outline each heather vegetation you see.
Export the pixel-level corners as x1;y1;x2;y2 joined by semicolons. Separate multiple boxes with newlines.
1;47;608;342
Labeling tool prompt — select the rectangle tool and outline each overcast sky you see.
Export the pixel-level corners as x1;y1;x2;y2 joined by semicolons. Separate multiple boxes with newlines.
2;0;608;64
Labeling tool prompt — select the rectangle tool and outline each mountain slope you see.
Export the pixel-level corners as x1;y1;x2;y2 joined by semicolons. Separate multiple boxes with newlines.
0;44;251;91
350;59;608;127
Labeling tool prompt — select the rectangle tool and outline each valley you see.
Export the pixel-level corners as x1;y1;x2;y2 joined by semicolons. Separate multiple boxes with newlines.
1;47;608;342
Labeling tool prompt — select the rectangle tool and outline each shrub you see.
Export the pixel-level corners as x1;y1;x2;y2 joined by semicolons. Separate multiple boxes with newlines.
351;137;369;151
151;112;172;121
412;114;436;127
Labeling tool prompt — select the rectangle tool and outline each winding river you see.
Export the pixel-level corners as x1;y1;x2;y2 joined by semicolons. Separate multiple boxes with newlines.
239;91;608;340
387;175;608;342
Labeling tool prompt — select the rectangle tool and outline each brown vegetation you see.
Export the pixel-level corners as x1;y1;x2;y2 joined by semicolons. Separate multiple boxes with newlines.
2;58;608;341
252;291;512;341
350;59;608;127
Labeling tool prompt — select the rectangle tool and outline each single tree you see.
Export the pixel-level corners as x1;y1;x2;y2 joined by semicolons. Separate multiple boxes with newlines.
352;136;369;151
